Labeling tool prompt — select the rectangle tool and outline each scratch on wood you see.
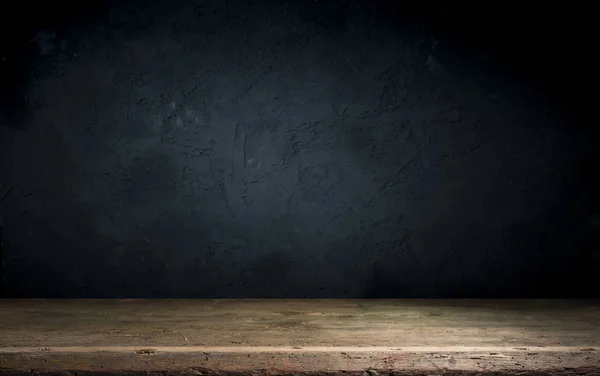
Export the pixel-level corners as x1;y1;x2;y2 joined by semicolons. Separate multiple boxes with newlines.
135;348;156;355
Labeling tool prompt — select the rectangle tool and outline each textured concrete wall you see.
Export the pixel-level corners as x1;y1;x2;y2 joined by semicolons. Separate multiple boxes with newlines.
0;1;597;297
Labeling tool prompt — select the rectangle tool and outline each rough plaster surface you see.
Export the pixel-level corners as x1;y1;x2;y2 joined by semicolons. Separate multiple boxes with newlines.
0;1;597;297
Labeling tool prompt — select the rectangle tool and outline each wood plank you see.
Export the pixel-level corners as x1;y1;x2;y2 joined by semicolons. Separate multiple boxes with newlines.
1;299;599;375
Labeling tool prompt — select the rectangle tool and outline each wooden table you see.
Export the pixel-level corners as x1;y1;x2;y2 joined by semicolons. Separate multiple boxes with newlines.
1;299;599;375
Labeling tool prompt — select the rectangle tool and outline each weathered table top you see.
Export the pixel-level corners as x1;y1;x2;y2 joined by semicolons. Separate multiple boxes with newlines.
1;299;599;375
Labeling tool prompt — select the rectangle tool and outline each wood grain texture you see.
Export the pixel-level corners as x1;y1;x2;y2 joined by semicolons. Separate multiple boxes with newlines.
1;299;599;375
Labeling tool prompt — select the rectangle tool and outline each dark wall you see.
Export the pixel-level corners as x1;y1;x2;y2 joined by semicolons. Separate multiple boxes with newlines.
0;1;598;298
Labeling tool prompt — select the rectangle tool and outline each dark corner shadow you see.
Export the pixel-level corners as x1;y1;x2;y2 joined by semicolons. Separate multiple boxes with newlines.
0;1;110;128
361;4;600;299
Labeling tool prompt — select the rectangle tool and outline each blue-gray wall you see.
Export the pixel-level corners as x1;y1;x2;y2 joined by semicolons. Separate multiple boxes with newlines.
0;1;598;297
